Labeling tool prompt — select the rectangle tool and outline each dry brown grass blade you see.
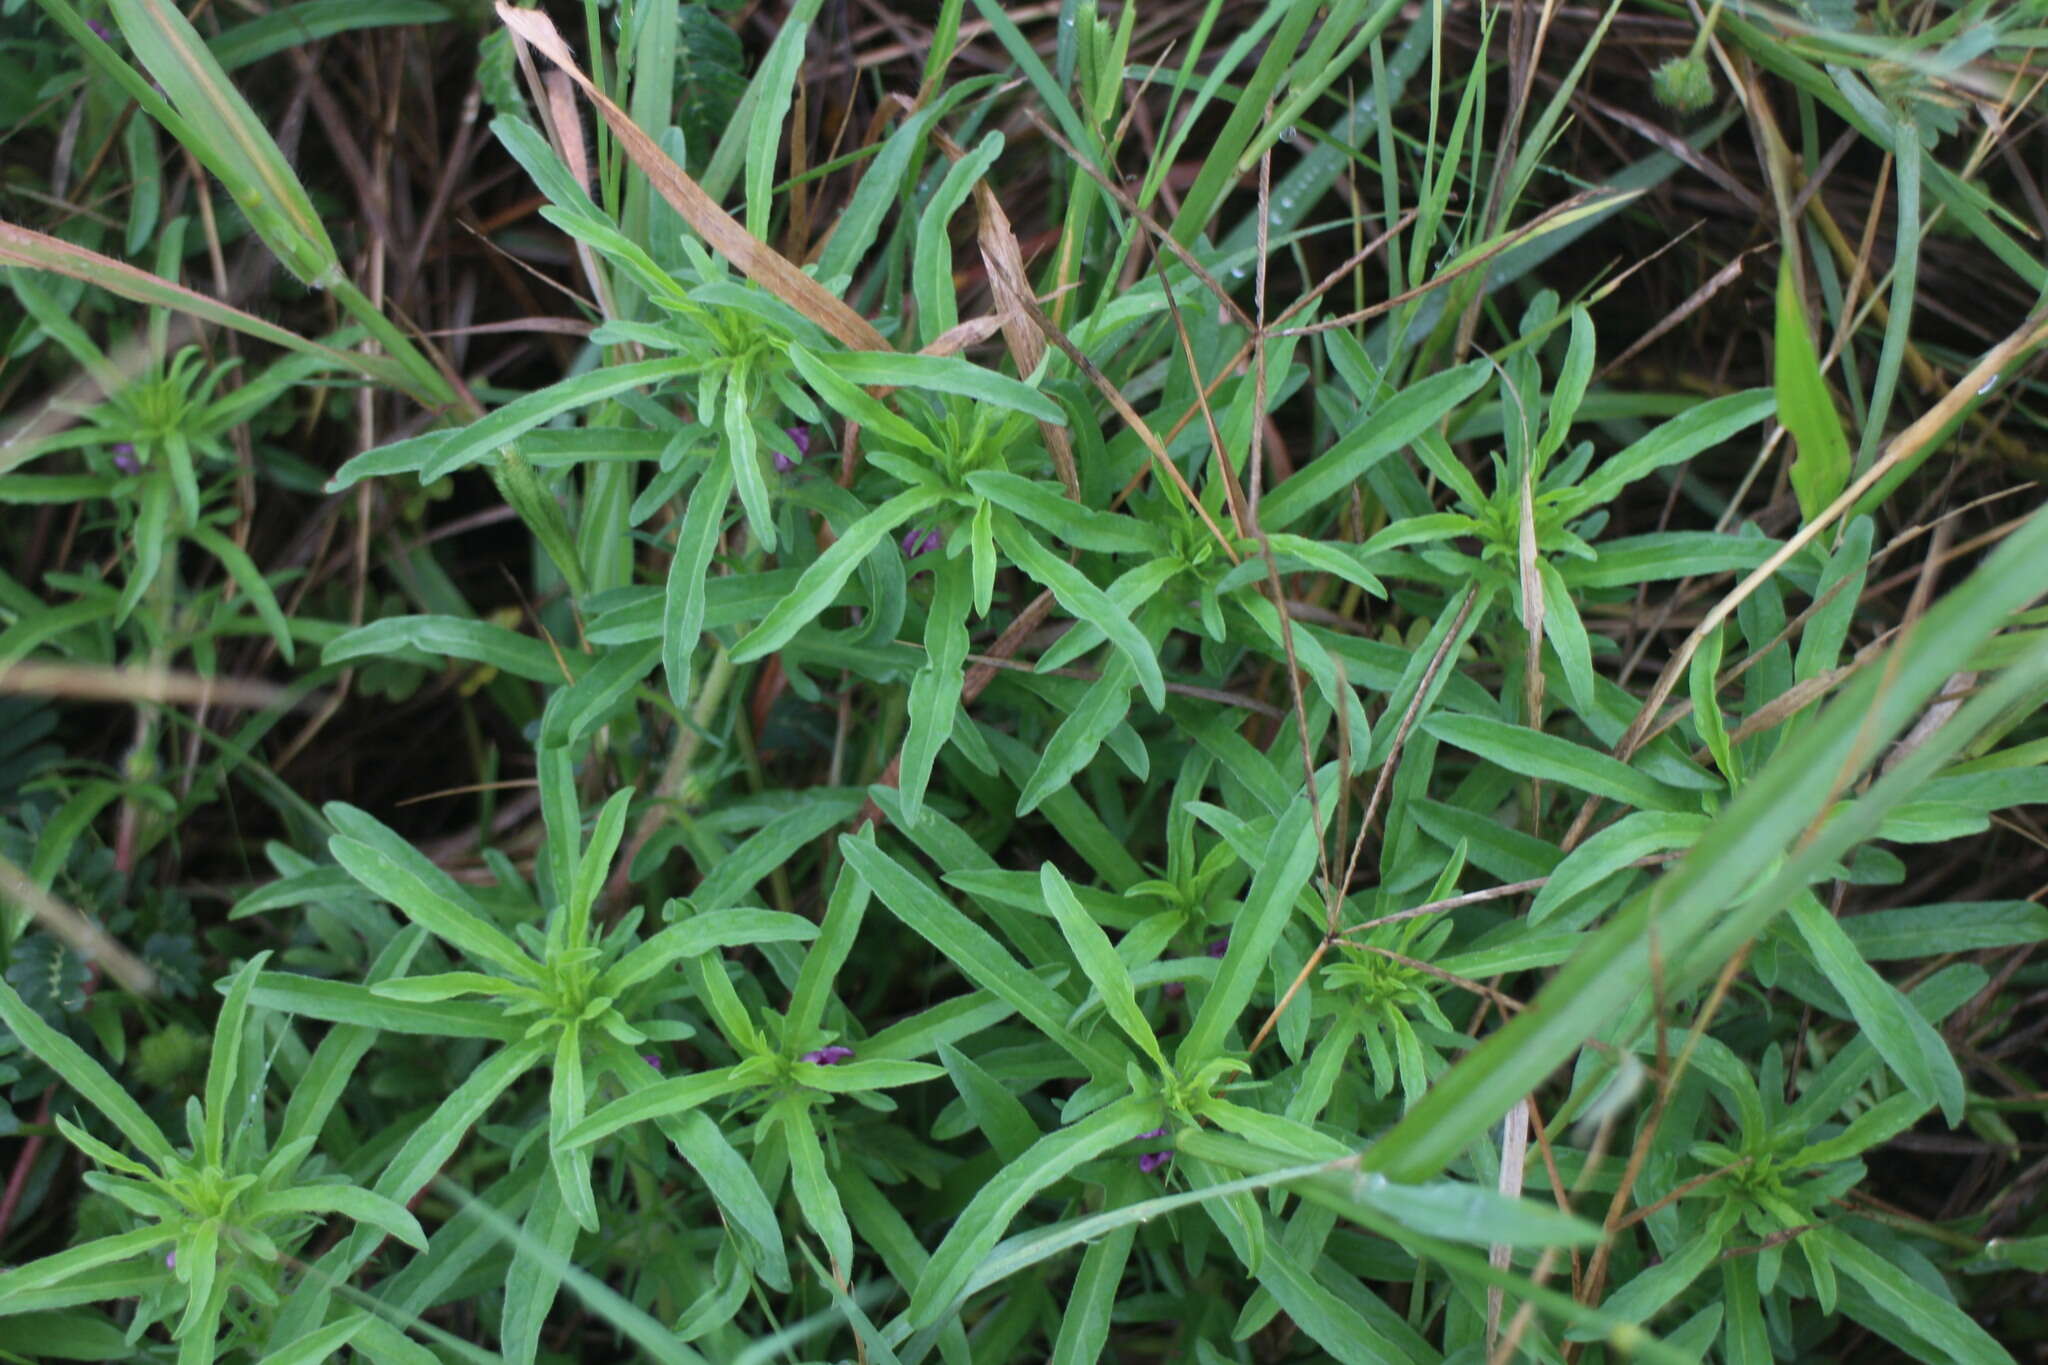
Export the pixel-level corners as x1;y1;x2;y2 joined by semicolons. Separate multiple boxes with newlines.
1334;585;1483;910
930;117;1080;498
1488;1097;1533;1349
495;3;889;354
1337;852;1688;939
1579;89;1763;215
971;176;1081;499
0;663;314;711
920;314;1007;358
1594;245;1763;385
0;851;156;995
1573;943;1756;1326
1518;432;1546;729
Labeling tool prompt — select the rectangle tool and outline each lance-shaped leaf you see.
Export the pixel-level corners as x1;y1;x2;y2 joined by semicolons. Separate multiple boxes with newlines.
107;0;339;286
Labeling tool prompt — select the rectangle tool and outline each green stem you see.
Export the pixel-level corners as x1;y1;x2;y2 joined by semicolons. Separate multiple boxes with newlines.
604;646;739;911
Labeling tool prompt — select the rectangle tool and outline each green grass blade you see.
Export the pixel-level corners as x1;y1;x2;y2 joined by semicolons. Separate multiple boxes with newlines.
1367;502;2048;1183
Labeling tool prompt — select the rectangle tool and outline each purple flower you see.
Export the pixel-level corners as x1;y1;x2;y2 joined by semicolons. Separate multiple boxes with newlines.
87;18;111;39
773;426;809;473
111;442;139;475
1206;938;1230;958
800;1045;855;1066
644;1054;662;1071
165;1250;176;1269
900;527;942;559
1136;1125;1170;1173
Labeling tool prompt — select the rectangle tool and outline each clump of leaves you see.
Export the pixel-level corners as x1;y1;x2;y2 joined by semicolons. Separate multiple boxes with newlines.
5;0;2048;1361
0;958;426;1362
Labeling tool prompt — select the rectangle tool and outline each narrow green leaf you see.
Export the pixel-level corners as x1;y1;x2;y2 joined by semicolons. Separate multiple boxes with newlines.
786;344;937;455
785;861;870;1044
938;1042;1041;1163
1424;712;1688;812
840;834;1124;1079
375;1038;547;1204
1817;1224;2014;1365
913;132;1004;347
0;979;175;1167
1564;388;1775;512
241;1186;427;1252
0;1226;177;1303
501;1164;581;1365
252;972;521;1039
1774;255;1851;523
1018;659;1136;816
822;351;1064;424
1049;1215;1134;1365
1528;811;1708;925
742;20;807;238
731;487;946;662
663;460;732;710
109;0;340;285
326;819;535;980
1537;557;1595;717
548;643;660;753
908;1094;1157;1325
559;1066;751;1150
1786;892;1961;1122
202;952;269;1168
966;471;1159;555
1261;361;1490;530
900;558;971;827
323;615;565;684
772;1097;854;1272
1690;621;1738;784
1041;862;1163;1068
995;512;1163;709
1178;797;1318;1070
211;0;449;69
1841;901;2048;960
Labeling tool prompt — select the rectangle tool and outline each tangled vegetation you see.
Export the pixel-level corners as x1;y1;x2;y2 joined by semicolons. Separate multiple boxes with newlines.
3;0;2048;1360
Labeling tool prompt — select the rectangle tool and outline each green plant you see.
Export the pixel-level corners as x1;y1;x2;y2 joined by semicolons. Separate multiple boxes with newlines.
0;957;428;1363
4;0;2048;1359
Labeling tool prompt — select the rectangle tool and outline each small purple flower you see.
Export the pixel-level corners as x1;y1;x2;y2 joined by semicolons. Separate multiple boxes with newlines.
800;1045;855;1066
900;527;942;559
111;442;139;475
165;1250;176;1269
87;18;111;39
1136;1125;1170;1173
1207;938;1229;958
773;427;809;473
644;1054;662;1071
